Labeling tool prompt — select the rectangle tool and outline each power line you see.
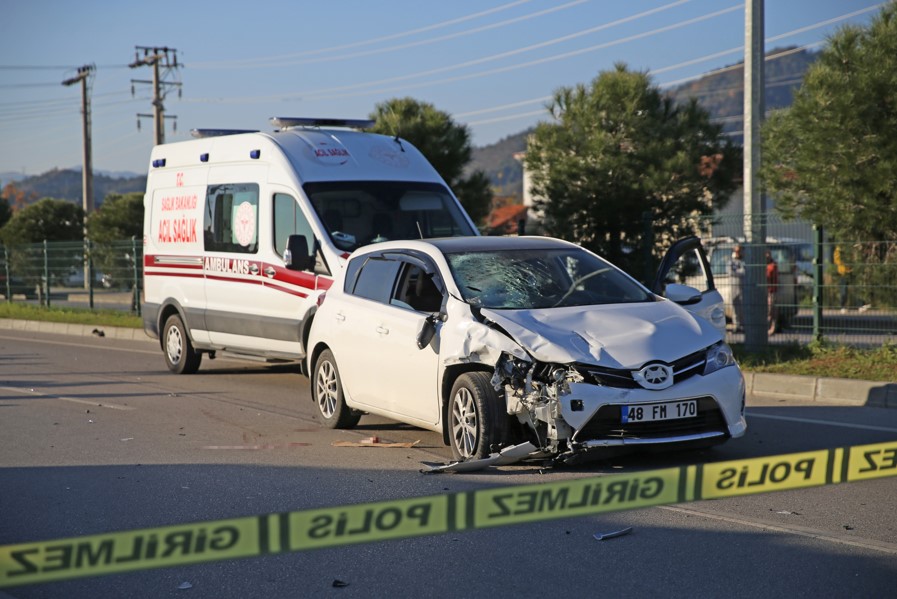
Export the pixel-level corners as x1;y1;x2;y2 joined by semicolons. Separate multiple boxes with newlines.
184;0;724;104
189;0;536;68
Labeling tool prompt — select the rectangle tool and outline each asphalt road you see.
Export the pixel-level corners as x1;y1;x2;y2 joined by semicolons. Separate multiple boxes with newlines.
1;330;895;598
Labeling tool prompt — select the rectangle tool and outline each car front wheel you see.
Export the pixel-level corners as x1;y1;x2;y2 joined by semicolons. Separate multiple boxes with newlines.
163;314;201;374
448;372;508;461
313;349;360;429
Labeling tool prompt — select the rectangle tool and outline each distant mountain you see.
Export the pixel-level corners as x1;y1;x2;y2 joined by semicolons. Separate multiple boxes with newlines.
468;47;818;202
3;168;146;207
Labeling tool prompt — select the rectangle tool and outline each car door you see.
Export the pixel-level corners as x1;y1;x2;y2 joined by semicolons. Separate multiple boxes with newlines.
333;253;442;425
651;236;726;334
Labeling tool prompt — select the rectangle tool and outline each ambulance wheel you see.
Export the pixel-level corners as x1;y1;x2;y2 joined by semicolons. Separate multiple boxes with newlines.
448;372;508;461
163;314;201;374
313;349;360;429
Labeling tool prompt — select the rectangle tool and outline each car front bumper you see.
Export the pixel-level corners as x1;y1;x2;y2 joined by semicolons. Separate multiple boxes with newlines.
559;365;746;447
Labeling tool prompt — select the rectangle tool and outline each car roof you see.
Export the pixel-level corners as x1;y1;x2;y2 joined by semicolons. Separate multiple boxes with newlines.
424;235;577;253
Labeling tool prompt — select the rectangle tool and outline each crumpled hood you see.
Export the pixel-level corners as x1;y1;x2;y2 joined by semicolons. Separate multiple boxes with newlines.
480;300;722;369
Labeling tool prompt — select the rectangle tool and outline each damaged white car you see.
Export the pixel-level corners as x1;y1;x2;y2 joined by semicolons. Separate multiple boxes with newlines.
306;236;745;464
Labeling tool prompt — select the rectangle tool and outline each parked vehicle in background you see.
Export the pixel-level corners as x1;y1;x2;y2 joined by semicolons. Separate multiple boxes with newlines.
307;235;744;464
0;272;36;299
701;237;808;331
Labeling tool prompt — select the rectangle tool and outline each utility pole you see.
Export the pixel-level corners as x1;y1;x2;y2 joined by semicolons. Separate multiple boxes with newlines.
743;0;768;351
63;65;95;294
62;65;95;216
129;46;182;145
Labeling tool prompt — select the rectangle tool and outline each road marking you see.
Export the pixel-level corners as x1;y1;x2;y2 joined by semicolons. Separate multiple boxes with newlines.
0;386;135;411
0;334;158;355
659;504;897;555
748;412;897;433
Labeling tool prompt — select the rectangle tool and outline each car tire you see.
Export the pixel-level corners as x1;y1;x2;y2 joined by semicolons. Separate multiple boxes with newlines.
313;349;360;429
448;371;508;461
163;314;201;374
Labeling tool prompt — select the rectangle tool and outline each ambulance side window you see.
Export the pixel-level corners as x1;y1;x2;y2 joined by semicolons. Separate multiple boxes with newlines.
273;194;314;258
204;183;259;254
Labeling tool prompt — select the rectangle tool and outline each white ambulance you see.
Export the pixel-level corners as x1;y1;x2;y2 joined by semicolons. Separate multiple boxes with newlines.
142;117;478;374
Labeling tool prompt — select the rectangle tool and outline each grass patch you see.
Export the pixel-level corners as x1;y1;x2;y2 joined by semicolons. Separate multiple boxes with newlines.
0;303;142;329
733;341;897;382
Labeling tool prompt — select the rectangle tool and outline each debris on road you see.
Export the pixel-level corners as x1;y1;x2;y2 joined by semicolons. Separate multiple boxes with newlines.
331;439;420;448
593;527;633;541
421;441;536;473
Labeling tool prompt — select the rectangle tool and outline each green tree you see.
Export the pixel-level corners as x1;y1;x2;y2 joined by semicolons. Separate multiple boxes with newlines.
88;192;144;243
0;195;10;230
525;64;740;280
0;197;84;245
369;98;492;225
761;3;897;243
87;192;144;285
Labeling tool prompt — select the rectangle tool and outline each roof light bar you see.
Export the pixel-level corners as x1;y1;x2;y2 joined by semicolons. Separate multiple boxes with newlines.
269;117;376;131
190;129;259;139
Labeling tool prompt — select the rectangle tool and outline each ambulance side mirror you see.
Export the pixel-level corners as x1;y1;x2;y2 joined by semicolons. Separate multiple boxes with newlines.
284;235;314;272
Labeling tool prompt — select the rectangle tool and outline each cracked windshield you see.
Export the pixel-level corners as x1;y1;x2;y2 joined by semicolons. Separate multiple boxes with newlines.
446;248;653;309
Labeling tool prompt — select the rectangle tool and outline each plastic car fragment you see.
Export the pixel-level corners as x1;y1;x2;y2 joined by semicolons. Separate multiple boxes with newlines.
420;441;537;473
593;526;633;541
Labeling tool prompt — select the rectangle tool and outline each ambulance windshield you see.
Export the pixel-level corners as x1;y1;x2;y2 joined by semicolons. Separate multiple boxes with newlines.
304;181;476;251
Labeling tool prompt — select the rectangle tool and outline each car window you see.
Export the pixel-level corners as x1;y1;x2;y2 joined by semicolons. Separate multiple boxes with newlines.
348;257;401;303
391;264;444;312
204;183;259;254
446;247;652;309
660;247;711;292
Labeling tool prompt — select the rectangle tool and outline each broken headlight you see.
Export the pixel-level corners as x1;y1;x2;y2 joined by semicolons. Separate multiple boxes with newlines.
703;342;735;375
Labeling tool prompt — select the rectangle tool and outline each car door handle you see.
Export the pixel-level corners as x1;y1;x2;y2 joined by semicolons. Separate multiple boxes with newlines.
263;266;276;278
335;313;346;322
376;326;389;335
249;263;259;275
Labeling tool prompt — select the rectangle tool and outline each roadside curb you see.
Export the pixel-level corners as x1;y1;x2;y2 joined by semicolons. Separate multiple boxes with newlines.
1;318;893;409
0;318;153;343
744;371;897;409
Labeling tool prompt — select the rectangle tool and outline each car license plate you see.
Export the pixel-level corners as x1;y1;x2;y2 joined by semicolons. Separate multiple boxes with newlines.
621;400;697;423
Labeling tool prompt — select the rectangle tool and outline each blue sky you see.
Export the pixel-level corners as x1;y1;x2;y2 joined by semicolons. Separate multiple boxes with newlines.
0;0;884;178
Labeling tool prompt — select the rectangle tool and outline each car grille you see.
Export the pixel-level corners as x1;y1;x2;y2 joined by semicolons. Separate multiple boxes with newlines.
573;396;726;441
575;349;707;389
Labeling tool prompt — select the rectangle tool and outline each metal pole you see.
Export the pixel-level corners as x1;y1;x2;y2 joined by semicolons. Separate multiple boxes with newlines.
132;237;141;316
88;239;95;310
743;0;768;350
812;225;824;341
43;240;50;309
3;246;10;303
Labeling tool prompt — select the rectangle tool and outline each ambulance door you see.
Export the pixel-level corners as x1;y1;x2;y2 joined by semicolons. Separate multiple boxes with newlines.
263;188;329;355
203;166;285;354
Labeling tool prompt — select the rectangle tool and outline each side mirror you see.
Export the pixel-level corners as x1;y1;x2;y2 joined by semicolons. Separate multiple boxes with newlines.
665;283;702;305
284;234;314;272
416;314;438;350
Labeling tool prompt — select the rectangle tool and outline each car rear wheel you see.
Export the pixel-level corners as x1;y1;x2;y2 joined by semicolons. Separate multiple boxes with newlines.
313;349;360;429
448;372;508;461
163;314;201;374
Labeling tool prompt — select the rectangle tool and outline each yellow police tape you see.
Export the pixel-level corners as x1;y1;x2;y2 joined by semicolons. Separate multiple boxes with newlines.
2;440;896;587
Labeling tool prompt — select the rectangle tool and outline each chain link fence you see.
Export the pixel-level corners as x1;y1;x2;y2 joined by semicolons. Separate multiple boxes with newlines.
0;239;143;315
1;224;895;347
695;213;896;347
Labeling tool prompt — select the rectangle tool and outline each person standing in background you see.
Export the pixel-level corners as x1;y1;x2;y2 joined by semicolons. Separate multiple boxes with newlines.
834;244;851;313
728;244;746;332
766;250;779;334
